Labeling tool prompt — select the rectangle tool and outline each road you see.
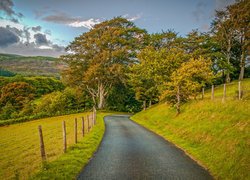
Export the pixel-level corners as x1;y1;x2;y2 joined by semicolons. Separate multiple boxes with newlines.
77;115;213;180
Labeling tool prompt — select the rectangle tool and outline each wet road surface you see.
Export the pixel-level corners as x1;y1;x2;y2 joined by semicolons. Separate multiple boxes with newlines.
78;115;213;180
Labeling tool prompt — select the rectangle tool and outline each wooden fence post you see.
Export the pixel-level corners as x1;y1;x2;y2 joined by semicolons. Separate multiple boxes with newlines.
202;87;204;99
149;100;152;108
94;108;96;125
90;115;92;129
238;81;241;100
222;84;226;102
82;117;85;137
38;125;46;161
87;115;89;132
143;101;146;110
62;121;67;153
74;118;77;143
211;85;214;100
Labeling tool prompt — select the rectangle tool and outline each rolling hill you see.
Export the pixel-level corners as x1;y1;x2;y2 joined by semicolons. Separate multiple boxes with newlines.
0;53;66;77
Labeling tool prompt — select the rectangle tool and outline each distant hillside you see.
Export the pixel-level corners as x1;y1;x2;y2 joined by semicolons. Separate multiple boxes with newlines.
0;53;66;77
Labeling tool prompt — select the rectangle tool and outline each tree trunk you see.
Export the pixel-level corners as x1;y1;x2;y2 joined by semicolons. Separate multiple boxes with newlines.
98;83;105;109
239;49;246;81
225;39;231;83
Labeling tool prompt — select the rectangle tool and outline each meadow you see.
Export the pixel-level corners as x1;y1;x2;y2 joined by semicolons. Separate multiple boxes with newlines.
0;111;108;179
131;79;250;179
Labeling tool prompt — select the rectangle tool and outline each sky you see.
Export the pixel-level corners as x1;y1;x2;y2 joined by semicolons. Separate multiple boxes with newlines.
0;0;235;57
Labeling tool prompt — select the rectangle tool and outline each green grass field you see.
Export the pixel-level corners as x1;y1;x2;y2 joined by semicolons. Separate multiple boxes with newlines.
131;79;250;179
0;112;109;179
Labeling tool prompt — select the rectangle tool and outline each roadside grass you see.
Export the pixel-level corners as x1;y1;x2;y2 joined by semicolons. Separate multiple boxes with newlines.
31;112;111;180
131;79;250;180
0;111;104;180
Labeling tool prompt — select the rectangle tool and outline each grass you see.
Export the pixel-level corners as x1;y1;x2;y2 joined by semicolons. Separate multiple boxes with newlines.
0;111;109;180
131;79;250;180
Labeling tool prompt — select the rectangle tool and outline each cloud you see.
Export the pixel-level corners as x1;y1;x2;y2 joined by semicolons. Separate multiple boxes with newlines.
0;26;20;47
0;22;66;57
0;0;23;23
32;26;42;32
42;12;78;24
34;33;49;45
68;18;101;29
41;12;101;29
123;14;142;21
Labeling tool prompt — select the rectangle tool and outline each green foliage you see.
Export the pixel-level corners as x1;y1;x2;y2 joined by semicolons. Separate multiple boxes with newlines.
0;76;65;97
0;76;65;121
128;47;187;102
34;87;91;116
0;67;15;77
0;102;16;119
106;83;141;112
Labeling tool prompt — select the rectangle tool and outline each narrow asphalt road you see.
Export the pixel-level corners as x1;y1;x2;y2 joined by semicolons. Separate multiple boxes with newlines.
78;115;213;180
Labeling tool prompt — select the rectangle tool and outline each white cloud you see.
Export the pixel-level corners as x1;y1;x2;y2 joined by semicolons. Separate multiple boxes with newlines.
122;14;142;21
128;15;142;21
68;18;101;29
38;45;53;50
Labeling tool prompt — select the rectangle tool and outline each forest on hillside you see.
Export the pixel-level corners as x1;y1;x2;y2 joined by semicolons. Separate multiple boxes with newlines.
0;0;249;123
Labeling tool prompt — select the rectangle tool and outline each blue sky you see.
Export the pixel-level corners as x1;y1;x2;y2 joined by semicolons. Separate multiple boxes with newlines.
0;0;235;57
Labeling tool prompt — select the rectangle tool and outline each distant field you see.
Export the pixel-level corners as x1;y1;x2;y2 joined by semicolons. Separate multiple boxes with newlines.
0;112;102;179
0;53;66;77
131;79;250;179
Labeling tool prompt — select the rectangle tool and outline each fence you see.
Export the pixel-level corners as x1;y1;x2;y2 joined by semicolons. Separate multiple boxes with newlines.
38;107;97;162
202;81;249;101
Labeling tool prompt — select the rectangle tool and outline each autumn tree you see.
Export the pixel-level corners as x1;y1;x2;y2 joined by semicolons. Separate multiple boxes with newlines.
61;17;147;109
0;82;35;110
161;57;213;113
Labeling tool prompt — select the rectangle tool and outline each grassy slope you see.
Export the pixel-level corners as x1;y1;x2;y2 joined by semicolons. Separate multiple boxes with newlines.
131;79;250;180
0;112;109;180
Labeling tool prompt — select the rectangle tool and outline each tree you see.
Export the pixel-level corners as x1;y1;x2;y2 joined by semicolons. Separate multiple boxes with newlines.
0;82;35;110
211;10;235;83
128;46;188;105
228;0;250;80
161;57;213;113
61;17;147;109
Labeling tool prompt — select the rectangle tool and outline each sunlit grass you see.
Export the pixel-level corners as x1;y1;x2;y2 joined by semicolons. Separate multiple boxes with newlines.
131;79;250;179
0;112;103;179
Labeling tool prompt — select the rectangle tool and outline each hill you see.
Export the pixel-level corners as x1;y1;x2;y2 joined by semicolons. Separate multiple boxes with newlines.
0;53;66;77
131;79;250;179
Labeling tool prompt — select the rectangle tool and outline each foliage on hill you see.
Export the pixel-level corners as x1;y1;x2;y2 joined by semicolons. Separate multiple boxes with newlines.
0;53;65;77
131;79;250;179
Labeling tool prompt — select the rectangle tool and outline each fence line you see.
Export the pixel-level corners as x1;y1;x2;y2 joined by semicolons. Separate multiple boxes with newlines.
201;81;247;101
38;108;97;162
